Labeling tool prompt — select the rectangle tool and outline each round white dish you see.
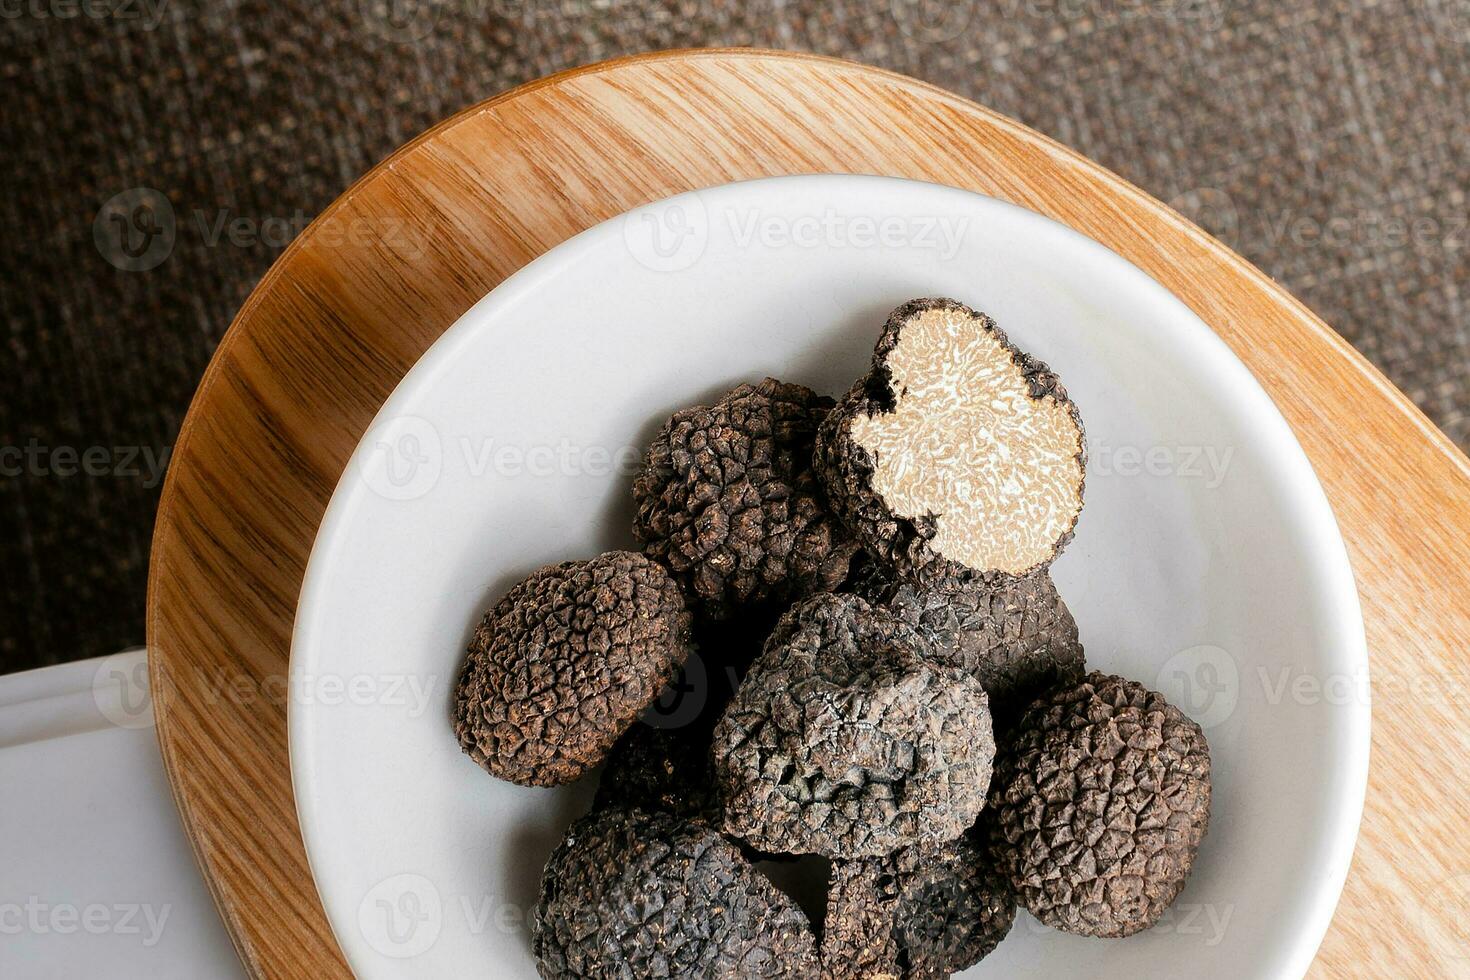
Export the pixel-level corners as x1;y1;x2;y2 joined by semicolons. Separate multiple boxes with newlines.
290;174;1368;979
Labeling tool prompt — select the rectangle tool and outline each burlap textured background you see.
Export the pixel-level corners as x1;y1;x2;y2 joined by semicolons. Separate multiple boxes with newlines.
1;0;1466;670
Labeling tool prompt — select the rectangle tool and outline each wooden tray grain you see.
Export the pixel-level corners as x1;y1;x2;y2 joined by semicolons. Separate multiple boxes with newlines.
147;49;1470;977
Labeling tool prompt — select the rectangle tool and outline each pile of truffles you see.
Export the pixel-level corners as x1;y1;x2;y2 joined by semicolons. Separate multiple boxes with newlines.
454;298;1213;978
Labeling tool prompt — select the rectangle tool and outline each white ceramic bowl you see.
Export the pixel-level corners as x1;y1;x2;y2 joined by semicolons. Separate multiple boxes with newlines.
290;174;1368;979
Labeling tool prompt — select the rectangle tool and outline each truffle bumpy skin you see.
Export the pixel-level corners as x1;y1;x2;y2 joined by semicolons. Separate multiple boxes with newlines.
987;672;1212;938
823;834;1015;980
633;378;859;620
533;807;820;979
850;559;1085;730
454;552;692;787
815;298;1086;583
594;720;722;822
594;619;768;822
713;593;995;859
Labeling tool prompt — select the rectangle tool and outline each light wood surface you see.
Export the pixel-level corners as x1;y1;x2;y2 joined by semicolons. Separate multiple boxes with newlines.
147;49;1470;978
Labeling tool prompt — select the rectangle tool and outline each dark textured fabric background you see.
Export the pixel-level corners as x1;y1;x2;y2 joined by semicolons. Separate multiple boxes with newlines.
0;0;1466;672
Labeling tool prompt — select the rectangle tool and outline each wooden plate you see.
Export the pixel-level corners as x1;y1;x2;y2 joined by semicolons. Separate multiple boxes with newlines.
147;49;1470;978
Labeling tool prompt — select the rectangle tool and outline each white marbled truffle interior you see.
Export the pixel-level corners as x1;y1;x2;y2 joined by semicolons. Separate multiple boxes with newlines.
850;305;1083;574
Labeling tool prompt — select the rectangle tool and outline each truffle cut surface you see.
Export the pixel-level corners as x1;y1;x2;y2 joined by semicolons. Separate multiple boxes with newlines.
818;299;1085;580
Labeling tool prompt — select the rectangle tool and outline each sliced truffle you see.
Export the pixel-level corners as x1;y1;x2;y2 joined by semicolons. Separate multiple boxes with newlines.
850;560;1085;730
633;378;859;620
713;593;994;859
816;298;1086;582
987;671;1212;938
823;834;1015;979
454;552;692;787
533;807;820;979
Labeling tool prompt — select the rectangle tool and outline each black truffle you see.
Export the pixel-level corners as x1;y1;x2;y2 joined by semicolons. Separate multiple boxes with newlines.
987;671;1212;938
594;720;721;822
594;612;778;823
533;807;820;979
815;299;1086;583
713;593;995;859
633;378;859;620
823;834;1015;979
690;605;778;677
454;552;692;787
850;560;1085;731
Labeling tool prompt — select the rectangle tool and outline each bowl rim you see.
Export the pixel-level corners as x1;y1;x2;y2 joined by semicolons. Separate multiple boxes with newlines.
290;172;1370;979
